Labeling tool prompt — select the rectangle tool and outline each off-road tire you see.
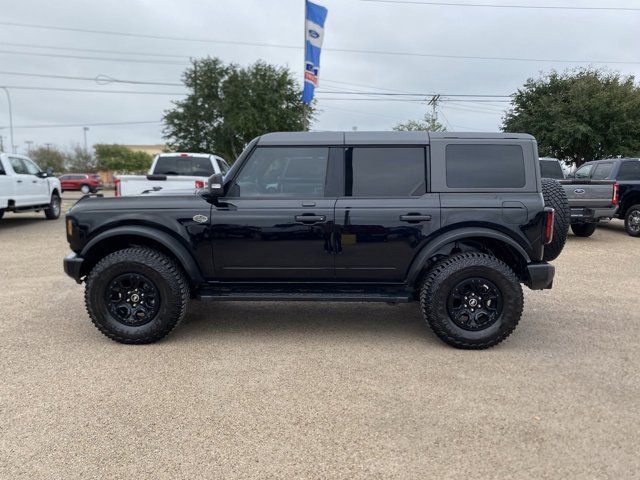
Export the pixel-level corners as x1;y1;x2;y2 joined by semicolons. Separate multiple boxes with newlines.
80;184;90;194
541;178;570;261
624;204;640;237
420;252;524;349
571;222;597;237
85;247;189;344
44;193;61;220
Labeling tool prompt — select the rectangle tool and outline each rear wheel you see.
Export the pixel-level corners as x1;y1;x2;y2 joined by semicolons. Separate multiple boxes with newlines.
624;205;640;237
85;247;189;344
420;252;523;349
80;184;90;194
571;222;597;237
44;193;61;220
541;178;570;261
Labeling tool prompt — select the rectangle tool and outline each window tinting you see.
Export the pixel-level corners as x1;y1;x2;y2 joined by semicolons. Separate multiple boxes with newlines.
618;161;640;181
346;147;426;197
233;147;328;197
592;163;613;180
154;156;214;176
9;157;27;175
540;160;565;180
446;144;526;188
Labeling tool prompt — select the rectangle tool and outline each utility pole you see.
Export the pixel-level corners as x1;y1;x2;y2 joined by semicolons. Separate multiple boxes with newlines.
83;127;89;153
1;87;15;153
428;94;441;118
25;140;34;154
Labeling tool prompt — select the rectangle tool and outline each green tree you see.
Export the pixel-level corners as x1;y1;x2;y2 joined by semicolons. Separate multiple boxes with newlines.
30;146;66;173
94;144;153;173
394;111;446;132
163;57;313;161
65;146;98;173
502;69;640;166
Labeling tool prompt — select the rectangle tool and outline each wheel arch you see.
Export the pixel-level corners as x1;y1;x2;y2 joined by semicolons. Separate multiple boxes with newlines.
79;226;204;286
406;228;531;288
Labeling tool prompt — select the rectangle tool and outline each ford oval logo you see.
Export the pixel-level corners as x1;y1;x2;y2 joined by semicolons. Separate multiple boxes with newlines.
574;188;586;194
309;29;320;39
192;214;208;224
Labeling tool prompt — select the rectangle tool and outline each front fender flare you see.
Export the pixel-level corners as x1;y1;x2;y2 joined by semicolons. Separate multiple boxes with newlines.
405;227;531;286
80;225;204;284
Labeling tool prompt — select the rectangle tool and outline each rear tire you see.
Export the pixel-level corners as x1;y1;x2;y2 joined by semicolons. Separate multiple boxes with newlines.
420;252;523;349
80;184;90;194
541;178;570;261
624;205;640;237
571;222;597;237
44;193;61;220
85;247;189;344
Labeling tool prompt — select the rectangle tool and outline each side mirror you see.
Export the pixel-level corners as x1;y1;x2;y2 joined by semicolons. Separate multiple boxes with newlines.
207;173;225;197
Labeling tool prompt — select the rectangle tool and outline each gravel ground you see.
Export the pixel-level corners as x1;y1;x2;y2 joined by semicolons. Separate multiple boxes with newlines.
1;195;639;479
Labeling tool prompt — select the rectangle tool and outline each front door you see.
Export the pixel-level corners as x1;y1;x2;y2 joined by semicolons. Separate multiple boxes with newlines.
335;146;440;281
21;157;50;204
211;146;337;280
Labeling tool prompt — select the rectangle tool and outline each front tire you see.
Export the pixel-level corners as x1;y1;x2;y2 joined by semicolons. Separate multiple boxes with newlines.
571;222;597;237
85;247;189;344
624;205;640;237
420;252;523;349
44;193;61;219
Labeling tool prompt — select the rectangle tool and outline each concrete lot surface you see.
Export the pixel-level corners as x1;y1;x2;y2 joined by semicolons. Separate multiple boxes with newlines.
1;195;639;479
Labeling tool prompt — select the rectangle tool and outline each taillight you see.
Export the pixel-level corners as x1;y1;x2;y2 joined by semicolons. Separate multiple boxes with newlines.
612;182;619;206
114;178;121;197
544;207;555;245
195;180;205;189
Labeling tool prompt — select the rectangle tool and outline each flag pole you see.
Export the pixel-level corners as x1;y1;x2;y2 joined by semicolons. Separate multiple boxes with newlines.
302;0;309;130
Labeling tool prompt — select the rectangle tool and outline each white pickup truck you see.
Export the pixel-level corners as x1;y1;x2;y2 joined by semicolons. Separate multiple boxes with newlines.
0;153;62;220
116;153;230;196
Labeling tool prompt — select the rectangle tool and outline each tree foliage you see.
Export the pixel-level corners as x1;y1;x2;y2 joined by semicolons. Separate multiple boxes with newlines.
394;111;446;132
163;57;313;161
65;146;98;173
29;146;66;173
502;69;640;165
94;144;152;173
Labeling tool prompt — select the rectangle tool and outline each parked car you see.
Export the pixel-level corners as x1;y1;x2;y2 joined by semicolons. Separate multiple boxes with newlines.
64;131;567;349
565;158;640;237
60;173;102;194
0;153;61;220
115;153;230;196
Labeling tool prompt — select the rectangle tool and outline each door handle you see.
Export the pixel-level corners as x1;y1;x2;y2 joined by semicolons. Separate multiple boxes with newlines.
295;214;326;224
400;214;432;223
32;180;37;183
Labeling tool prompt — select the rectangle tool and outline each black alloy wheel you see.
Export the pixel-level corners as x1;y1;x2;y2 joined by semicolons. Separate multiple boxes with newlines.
105;273;160;326
446;277;502;331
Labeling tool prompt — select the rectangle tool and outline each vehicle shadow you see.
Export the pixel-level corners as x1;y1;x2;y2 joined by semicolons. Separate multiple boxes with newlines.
0;216;57;230
175;301;440;345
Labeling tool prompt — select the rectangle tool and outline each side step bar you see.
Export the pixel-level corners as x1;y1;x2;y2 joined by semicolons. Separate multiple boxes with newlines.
197;291;412;303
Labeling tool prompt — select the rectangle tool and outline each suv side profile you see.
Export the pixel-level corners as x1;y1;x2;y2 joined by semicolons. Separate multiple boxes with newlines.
60;174;102;194
64;132;563;349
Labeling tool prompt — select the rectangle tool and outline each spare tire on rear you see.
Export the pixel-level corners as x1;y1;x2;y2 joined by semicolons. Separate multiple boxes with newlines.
541;178;570;261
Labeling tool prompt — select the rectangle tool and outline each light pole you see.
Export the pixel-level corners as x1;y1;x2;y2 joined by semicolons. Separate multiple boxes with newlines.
1;87;15;153
82;126;89;153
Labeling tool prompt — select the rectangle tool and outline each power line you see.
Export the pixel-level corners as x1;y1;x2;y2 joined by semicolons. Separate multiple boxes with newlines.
0;85;185;95
0;41;191;59
360;0;640;11
0;120;162;130
0;70;183;86
316;90;512;97
0;49;187;65
0;20;638;65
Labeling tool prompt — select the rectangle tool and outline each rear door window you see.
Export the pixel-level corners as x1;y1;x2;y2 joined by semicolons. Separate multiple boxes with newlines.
346;147;426;197
154;156;215;176
591;163;614;180
9;157;27;174
617;161;640;180
446;144;525;188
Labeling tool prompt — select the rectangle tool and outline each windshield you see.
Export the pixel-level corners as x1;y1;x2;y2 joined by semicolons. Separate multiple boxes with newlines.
154;156;214;176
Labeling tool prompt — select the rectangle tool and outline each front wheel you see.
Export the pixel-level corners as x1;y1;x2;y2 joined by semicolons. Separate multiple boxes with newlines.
44;193;61;219
420;252;524;349
625;205;640;237
85;247;190;344
571;222;597;237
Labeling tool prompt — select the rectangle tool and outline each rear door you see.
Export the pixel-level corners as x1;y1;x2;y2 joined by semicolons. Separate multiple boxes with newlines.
211;146;338;280
0;157;14;208
334;145;440;281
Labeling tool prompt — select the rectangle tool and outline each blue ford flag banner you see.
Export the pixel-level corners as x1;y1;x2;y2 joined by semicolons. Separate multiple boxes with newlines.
302;1;328;104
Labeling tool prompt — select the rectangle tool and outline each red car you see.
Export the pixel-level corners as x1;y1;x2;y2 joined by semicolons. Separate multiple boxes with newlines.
59;174;102;194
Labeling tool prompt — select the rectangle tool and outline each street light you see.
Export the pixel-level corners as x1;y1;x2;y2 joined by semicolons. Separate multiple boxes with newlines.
83;126;89;153
1;87;15;153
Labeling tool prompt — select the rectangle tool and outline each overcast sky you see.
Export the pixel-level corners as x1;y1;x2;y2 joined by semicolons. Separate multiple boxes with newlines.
0;0;638;157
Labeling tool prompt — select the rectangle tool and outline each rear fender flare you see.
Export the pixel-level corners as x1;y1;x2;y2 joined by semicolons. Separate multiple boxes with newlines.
80;225;204;284
406;227;531;286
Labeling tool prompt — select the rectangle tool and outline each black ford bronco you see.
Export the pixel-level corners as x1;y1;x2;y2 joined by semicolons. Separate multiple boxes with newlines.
64;132;568;349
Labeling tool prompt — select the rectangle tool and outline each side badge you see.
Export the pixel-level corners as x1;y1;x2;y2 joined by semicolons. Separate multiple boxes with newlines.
193;214;208;224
